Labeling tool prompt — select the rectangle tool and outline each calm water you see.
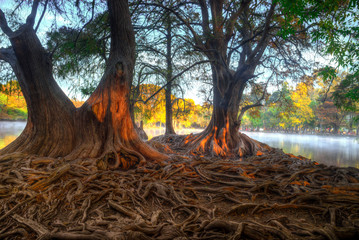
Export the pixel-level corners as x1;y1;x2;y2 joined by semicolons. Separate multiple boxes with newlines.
242;131;359;168
1;122;358;168
0;121;26;149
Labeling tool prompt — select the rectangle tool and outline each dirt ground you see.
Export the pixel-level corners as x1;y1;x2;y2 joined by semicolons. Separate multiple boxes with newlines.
0;138;359;239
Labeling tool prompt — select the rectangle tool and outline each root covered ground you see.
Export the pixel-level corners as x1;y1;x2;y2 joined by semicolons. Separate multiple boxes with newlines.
0;141;359;239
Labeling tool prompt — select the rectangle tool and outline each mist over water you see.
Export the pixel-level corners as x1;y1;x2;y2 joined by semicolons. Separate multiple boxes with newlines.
1;122;358;168
242;131;359;168
0;121;27;149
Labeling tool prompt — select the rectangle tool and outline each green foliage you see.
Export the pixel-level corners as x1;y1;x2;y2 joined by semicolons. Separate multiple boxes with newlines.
278;0;359;112
241;77;358;133
46;12;109;95
317;66;337;83
332;73;359;111
80;85;97;97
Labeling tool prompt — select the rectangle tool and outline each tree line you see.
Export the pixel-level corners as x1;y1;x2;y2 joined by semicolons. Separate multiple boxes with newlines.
241;74;359;135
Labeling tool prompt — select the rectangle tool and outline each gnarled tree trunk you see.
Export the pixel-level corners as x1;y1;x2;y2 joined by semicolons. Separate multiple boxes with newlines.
0;27;76;157
176;0;275;157
0;0;167;168
184;63;269;157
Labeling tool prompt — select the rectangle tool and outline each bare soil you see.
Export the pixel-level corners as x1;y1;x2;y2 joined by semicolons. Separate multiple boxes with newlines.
0;138;359;240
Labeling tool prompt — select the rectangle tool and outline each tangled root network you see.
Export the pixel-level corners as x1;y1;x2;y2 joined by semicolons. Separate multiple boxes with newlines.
0;147;359;240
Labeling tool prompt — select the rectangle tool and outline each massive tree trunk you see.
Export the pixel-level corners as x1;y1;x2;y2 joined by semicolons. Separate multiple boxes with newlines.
184;63;269;157
0;0;167;168
180;0;275;158
0;27;76;157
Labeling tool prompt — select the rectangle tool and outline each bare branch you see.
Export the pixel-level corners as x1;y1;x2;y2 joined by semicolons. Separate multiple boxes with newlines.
224;0;250;42
141;2;204;49
141;60;211;104
198;0;211;37
137;45;166;57
35;0;49;32
238;78;270;122
11;0;25;15
26;0;40;27
238;102;263;122
0;47;17;67
75;0;96;47
249;1;277;63
140;63;166;78
173;59;208;79
0;9;13;36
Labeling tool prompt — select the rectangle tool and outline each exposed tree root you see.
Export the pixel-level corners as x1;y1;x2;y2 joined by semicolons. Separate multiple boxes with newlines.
1;148;359;239
150;130;272;159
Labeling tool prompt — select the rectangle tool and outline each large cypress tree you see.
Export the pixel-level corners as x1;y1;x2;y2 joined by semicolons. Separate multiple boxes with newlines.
0;0;167;168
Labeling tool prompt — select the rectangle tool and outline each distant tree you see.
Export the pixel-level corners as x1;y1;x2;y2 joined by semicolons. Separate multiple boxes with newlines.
136;6;207;135
288;82;314;132
317;98;346;134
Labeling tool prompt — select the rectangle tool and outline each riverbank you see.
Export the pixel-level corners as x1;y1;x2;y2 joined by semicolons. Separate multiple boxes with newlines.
0;119;27;122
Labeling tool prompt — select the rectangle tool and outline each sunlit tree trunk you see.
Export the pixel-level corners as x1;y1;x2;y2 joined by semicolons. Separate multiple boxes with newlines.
0;0;167;168
184;60;268;157
179;0;273;157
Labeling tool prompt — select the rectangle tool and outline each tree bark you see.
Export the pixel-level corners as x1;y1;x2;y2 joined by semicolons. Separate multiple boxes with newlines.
0;26;76;157
179;0;273;157
165;82;176;135
184;63;269;157
0;0;168;168
164;13;176;135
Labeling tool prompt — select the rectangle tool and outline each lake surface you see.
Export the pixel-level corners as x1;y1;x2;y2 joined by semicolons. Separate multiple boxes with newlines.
0;121;27;149
242;131;359;168
1;121;358;168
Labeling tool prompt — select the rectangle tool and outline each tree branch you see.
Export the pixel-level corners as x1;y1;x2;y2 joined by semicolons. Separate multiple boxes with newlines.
75;0;96;47
35;0;49;32
137;45;166;57
141;60;210;104
26;0;40;27
238;78;270;122
140;63;166;78
238;102;263;122
141;2;204;49
224;0;250;42
0;47;16;66
249;1;277;63
198;0;211;37
0;9;13;36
